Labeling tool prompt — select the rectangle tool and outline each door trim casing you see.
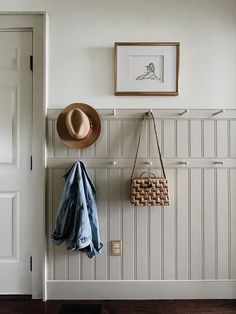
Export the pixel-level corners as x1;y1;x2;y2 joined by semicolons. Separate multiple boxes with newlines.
0;12;47;299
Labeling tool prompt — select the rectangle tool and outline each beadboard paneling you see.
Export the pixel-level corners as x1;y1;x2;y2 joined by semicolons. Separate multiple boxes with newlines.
46;109;236;286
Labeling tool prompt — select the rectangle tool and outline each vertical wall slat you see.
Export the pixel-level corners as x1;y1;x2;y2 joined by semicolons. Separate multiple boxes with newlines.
46;169;53;280
190;120;202;157
230;121;236;157
203;169;216;279
135;168;149;280
149;204;162;280
109;168;122;280
204;169;216;279
176;169;189;279
80;256;95;280
95;120;108;158
46;119;54;158
150;118;162;158
230;169;236;278
203;120;215;157
54;245;67;280
216;120;228;158
67;251;80;280
177;120;189;158
136;205;149;280
122;120;139;159
138;120;148;159
163;169;176;279
190;169;202;279
81;145;95;159
53;120;67;157
95;168;108;280
122;169;135;280
67;148;80;158
108;120;122;158
94;131;108;278
163;120;175;158
53;169;67;280
81;168;95;280
217;169;229;279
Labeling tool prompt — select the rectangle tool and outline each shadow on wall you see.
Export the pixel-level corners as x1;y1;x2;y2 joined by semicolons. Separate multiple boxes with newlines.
86;47;114;96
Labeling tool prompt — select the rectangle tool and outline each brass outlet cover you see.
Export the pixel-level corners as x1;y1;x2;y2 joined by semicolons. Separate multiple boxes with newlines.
111;240;122;256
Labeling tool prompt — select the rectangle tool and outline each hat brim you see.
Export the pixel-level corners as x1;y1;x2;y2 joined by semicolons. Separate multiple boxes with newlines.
57;103;101;149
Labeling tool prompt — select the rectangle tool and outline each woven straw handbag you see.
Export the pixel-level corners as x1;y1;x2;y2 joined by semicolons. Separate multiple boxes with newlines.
130;111;170;206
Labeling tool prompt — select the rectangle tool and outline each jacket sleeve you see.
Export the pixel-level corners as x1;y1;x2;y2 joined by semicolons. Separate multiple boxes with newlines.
81;163;103;258
86;195;103;258
51;166;76;246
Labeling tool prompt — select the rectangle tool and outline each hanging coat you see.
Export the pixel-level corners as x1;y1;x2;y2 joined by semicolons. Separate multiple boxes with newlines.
51;161;103;258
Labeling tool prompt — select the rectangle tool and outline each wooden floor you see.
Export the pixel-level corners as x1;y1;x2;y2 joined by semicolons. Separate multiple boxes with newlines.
0;299;236;314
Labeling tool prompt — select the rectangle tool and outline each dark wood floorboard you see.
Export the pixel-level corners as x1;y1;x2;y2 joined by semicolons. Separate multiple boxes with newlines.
0;299;236;313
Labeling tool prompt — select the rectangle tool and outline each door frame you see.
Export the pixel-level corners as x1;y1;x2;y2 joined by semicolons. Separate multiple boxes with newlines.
0;13;47;299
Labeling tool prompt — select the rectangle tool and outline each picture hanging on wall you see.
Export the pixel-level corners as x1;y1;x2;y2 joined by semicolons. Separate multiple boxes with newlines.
114;42;180;96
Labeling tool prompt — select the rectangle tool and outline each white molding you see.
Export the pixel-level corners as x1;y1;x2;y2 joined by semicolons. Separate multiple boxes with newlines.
46;280;236;300
0;11;46;15
47;108;236;120
31;13;47;301
46;158;236;169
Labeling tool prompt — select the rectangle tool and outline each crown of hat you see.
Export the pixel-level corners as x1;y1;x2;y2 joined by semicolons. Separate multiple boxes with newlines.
66;108;90;140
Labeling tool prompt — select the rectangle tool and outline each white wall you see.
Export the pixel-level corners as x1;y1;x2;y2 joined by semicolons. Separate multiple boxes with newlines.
0;0;236;109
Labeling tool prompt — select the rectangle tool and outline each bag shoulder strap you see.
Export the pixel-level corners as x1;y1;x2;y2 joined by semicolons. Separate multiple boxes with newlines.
130;111;166;179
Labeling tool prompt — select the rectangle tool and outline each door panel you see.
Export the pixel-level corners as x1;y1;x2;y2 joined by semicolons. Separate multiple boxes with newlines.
0;87;18;164
0;31;32;294
0;193;16;257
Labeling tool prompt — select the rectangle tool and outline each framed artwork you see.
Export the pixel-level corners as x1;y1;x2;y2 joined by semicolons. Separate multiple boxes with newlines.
114;42;180;96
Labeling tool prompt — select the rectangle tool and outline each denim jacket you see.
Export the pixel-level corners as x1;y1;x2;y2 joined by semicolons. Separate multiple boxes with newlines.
51;161;103;258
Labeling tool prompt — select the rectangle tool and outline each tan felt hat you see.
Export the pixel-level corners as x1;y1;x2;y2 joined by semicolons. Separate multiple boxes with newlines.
57;103;101;149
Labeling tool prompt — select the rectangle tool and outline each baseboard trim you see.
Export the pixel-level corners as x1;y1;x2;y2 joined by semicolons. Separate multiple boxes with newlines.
0;294;32;300
46;280;236;300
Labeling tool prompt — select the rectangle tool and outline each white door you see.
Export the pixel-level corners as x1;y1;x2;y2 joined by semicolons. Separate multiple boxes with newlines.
0;31;33;294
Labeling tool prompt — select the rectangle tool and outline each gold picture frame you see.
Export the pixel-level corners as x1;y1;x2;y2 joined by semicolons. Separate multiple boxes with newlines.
115;42;180;96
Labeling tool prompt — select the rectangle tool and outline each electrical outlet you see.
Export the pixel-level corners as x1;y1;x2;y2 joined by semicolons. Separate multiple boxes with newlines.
111;240;122;256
